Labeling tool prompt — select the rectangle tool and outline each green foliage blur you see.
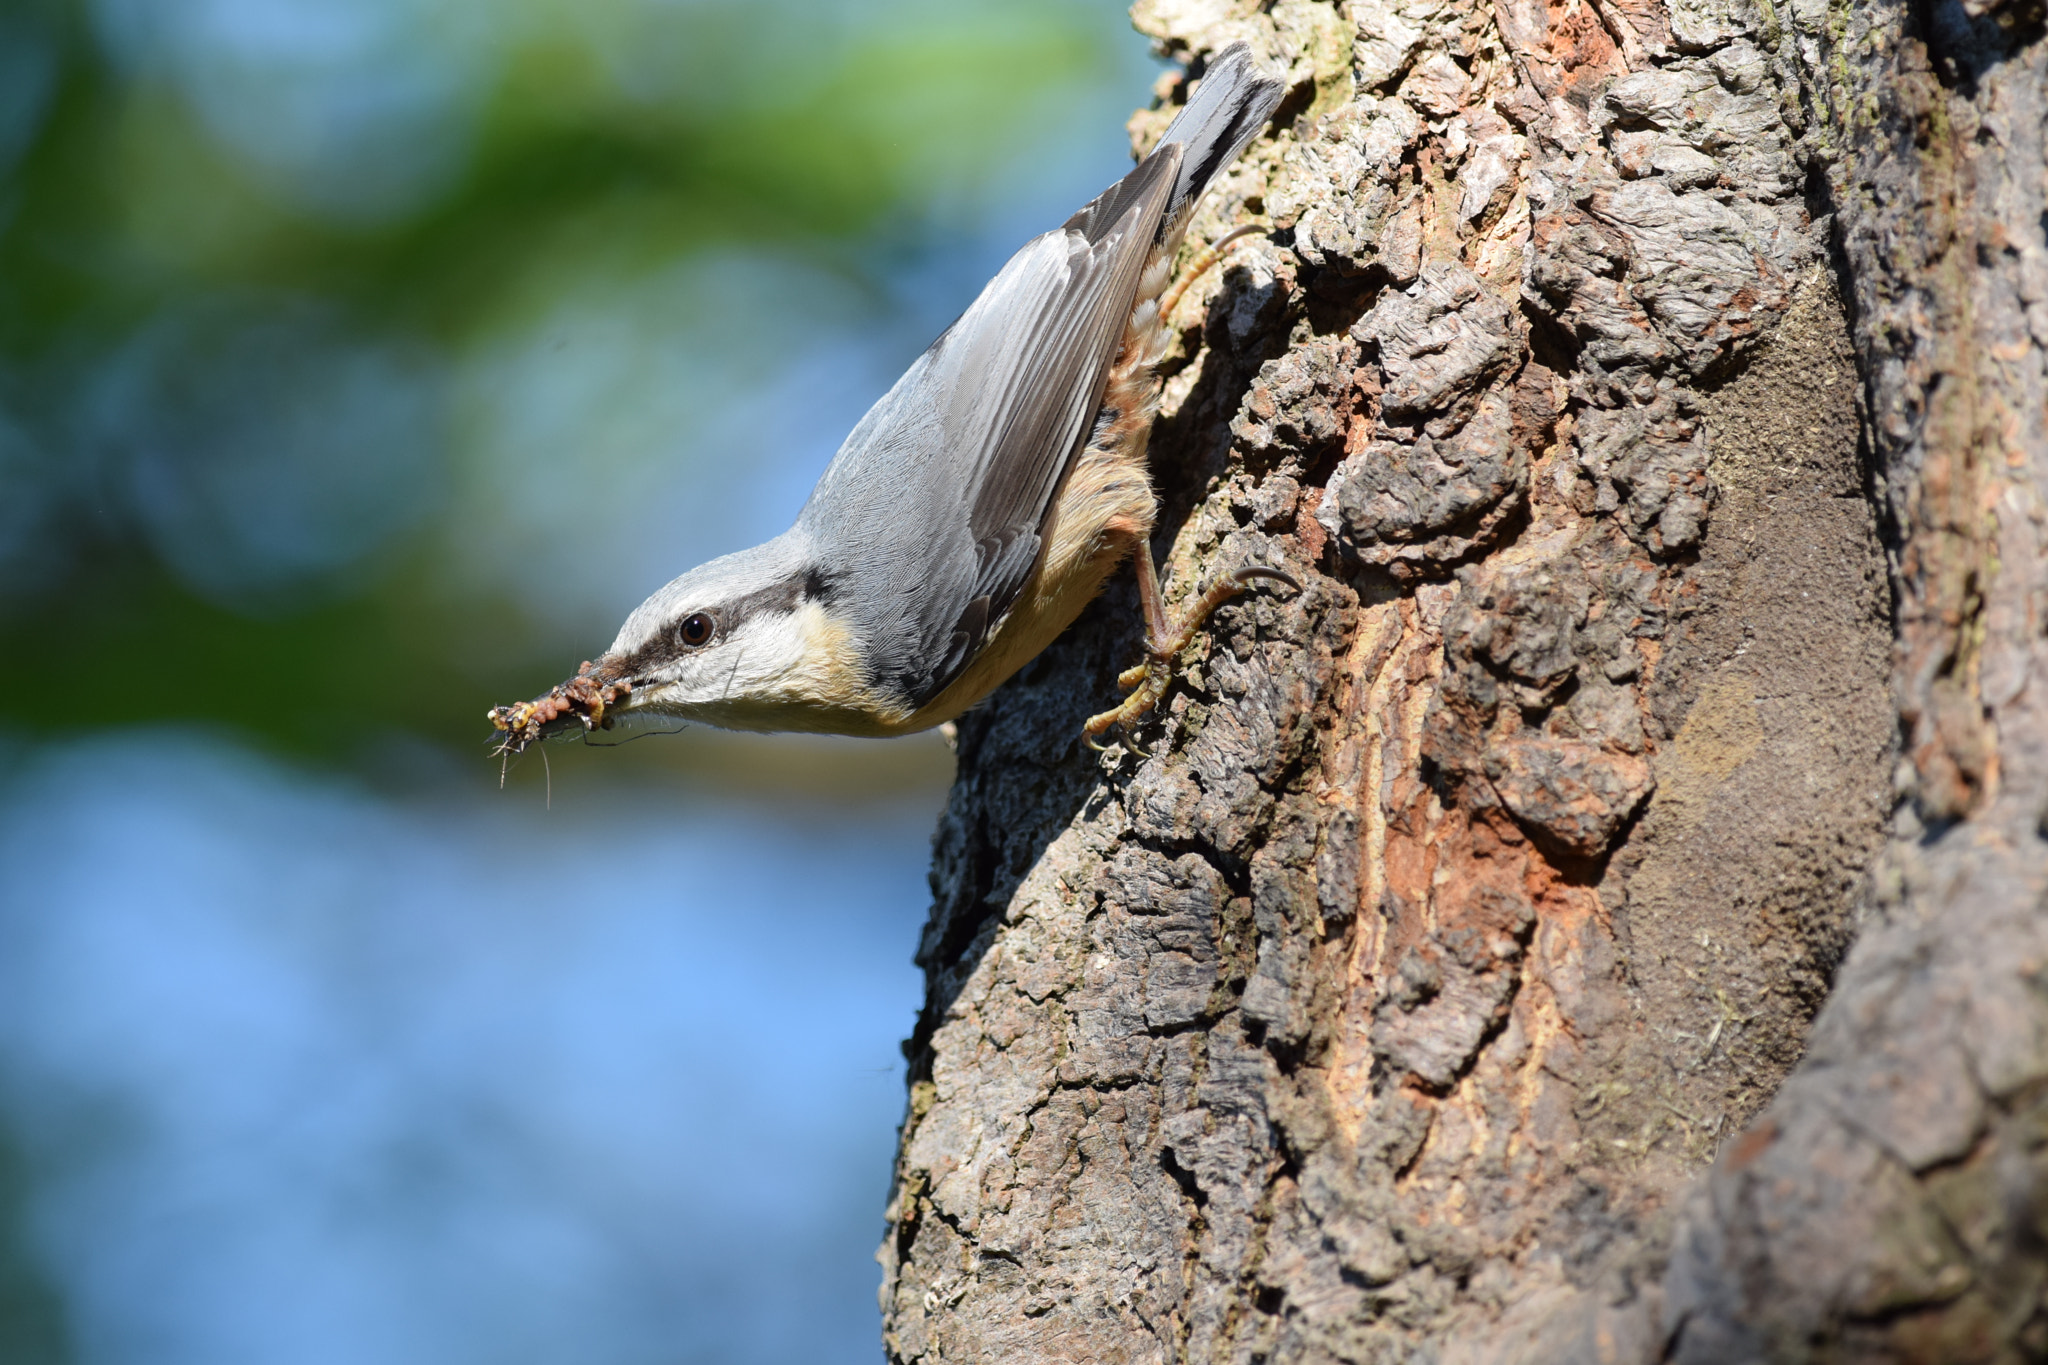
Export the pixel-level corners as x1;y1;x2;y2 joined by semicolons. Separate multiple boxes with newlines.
0;0;1149;769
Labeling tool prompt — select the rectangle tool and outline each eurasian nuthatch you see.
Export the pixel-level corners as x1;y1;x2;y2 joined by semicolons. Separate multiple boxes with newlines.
491;44;1289;752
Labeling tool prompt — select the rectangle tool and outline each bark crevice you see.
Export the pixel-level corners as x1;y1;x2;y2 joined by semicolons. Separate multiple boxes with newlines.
881;0;2047;1358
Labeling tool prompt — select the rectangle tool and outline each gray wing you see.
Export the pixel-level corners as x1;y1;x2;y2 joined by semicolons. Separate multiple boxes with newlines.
796;146;1181;708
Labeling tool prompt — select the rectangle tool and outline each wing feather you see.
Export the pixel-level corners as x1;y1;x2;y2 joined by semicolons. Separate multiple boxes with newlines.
796;147;1181;707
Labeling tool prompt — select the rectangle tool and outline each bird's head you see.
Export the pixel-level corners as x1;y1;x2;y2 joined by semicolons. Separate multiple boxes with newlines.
488;537;892;748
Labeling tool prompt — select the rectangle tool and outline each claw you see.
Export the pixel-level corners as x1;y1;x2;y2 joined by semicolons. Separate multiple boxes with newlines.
1158;223;1269;321
1079;558;1300;746
1231;565;1301;593
1082;650;1174;741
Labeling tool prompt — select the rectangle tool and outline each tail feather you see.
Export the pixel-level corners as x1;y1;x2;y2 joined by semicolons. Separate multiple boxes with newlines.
1155;44;1285;235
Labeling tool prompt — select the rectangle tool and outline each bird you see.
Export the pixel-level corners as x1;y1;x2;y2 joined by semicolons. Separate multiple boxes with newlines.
489;44;1291;755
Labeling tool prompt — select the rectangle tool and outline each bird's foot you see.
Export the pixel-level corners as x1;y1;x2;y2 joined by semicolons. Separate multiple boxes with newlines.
1083;564;1299;747
1158;223;1267;322
1084;652;1174;749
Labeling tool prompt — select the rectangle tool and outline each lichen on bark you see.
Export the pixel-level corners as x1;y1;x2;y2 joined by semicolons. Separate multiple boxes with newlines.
879;0;2048;1357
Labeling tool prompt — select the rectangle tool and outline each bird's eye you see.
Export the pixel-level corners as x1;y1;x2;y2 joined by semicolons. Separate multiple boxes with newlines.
678;613;716;648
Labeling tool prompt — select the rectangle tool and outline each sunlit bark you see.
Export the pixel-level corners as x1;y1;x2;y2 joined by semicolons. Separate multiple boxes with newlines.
881;0;2048;1358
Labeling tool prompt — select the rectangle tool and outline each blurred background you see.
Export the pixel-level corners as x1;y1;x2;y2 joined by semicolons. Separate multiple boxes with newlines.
0;1;1158;1360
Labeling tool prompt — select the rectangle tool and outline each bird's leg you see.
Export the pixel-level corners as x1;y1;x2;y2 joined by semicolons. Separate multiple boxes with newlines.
1084;541;1176;746
1157;224;1265;323
1084;542;1299;744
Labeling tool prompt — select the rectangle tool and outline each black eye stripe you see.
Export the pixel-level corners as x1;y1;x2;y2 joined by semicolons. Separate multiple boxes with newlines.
655;566;828;665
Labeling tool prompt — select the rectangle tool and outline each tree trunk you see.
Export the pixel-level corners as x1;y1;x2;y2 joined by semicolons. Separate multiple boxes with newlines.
879;0;2048;1357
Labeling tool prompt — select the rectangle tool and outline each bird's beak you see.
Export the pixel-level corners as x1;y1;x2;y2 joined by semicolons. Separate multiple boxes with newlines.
487;657;634;755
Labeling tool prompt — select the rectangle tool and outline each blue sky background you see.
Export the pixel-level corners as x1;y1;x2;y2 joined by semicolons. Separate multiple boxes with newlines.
0;1;1161;1360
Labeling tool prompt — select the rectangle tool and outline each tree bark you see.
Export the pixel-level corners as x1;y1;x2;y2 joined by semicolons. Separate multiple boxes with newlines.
879;0;2048;1358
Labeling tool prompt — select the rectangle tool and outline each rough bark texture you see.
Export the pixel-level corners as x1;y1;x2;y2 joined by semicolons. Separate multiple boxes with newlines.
879;0;2048;1358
